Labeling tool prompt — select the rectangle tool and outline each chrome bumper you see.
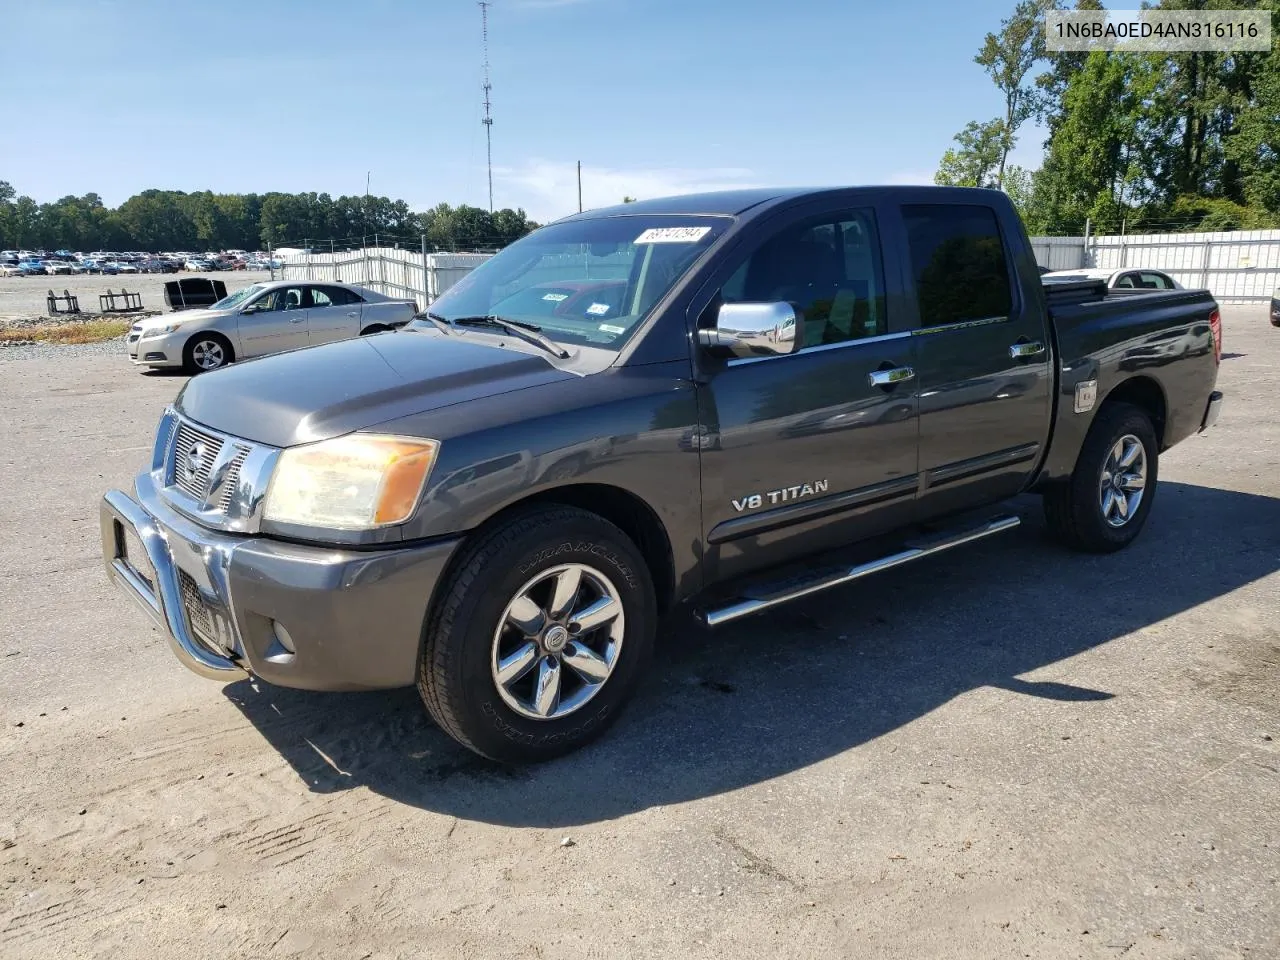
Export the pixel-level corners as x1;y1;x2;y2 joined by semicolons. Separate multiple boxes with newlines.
1200;390;1223;432
100;474;463;691
101;487;245;680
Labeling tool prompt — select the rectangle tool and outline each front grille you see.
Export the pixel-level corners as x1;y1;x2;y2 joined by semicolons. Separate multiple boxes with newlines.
171;422;224;501
178;569;218;651
217;446;250;512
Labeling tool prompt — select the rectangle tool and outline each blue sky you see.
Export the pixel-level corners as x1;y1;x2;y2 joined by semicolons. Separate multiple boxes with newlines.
3;0;1047;222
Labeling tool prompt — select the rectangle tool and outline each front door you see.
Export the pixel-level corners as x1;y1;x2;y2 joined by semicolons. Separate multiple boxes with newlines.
696;205;921;585
237;285;310;357
897;203;1052;520
305;285;362;345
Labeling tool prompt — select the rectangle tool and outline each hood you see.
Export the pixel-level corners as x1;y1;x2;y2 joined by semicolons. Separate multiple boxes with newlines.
138;308;222;330
174;331;575;448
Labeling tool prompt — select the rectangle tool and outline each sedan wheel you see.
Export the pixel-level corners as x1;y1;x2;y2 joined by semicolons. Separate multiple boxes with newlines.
184;336;232;373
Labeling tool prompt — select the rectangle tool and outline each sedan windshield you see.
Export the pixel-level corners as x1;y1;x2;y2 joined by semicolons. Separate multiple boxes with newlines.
418;215;729;350
211;284;264;310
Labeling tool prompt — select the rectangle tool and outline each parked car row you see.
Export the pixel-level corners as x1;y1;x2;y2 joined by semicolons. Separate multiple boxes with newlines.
0;248;282;277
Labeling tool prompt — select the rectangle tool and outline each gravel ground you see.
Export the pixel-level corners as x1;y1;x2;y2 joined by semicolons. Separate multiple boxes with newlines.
0;307;1276;960
0;338;132;362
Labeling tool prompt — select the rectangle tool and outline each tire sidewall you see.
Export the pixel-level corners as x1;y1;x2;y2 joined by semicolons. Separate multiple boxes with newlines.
184;335;229;372
1077;406;1159;549
442;514;655;761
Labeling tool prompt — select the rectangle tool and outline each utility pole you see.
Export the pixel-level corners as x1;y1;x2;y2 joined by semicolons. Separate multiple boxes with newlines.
577;161;582;213
479;1;494;213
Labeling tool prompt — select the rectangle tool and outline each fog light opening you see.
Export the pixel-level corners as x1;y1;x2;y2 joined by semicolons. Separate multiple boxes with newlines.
265;620;297;664
272;621;297;653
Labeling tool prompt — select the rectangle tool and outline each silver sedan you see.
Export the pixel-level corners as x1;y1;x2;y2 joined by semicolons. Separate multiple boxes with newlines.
127;280;419;372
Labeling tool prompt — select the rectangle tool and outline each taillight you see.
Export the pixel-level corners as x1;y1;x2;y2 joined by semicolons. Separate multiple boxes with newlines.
1209;309;1222;365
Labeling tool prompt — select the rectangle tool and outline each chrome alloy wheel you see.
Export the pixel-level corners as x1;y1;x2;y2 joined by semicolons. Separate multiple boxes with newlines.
191;339;226;370
1099;433;1147;528
490;563;625;721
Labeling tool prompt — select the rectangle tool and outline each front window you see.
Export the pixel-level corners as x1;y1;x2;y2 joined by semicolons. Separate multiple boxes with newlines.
418;215;729;350
211;284;263;310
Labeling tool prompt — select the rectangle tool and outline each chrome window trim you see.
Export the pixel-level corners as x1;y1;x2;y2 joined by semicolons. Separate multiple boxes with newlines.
725;329;910;367
912;315;1008;337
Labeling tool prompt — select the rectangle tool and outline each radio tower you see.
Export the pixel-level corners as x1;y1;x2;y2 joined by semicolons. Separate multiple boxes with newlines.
479;1;494;213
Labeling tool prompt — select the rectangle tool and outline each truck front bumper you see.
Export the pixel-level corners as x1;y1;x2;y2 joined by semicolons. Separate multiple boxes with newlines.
100;474;461;691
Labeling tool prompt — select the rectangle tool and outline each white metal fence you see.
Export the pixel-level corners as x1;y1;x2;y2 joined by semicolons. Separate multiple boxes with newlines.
283;231;1279;308
1029;229;1280;302
279;247;492;307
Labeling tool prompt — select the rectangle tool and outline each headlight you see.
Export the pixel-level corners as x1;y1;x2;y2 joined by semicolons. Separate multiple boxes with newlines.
263;434;440;530
140;321;186;338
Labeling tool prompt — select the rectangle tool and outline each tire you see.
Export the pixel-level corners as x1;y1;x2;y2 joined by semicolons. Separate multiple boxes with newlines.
1043;401;1159;553
418;505;656;763
182;333;233;373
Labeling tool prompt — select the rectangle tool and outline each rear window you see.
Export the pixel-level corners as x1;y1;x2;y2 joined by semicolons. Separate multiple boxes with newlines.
903;205;1013;327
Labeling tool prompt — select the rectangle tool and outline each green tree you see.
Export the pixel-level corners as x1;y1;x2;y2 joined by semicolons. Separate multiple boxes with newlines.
975;0;1054;186
935;119;1006;187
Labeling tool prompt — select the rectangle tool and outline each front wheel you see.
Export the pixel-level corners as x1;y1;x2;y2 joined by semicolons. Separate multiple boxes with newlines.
418;505;656;763
183;334;233;373
1043;402;1159;553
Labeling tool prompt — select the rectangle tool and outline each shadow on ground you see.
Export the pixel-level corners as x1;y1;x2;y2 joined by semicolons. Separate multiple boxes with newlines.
223;481;1279;827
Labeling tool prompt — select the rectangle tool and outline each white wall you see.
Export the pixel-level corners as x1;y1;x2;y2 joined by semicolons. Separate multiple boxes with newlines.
279;248;492;308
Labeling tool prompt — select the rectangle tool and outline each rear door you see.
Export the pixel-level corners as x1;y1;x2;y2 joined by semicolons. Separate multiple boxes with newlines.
895;203;1052;520
304;285;362;344
694;201;921;584
236;285;310;356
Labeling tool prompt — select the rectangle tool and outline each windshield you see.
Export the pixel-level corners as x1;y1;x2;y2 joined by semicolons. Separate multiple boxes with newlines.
418;215;729;350
211;284;264;310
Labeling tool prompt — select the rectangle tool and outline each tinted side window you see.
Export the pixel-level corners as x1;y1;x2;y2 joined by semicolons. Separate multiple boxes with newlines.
325;286;362;305
308;287;334;308
1139;272;1171;289
903;204;1012;326
719;209;887;348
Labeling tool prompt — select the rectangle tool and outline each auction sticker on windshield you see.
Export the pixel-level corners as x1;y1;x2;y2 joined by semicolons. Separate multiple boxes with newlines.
542;293;569;302
586;303;611;315
634;227;712;244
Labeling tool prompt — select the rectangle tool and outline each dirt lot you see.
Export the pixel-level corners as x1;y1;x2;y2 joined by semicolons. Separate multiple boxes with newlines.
0;270;273;321
0;308;1277;960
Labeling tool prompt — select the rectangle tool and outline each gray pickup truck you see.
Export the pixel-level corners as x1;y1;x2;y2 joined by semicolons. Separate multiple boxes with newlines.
101;186;1224;763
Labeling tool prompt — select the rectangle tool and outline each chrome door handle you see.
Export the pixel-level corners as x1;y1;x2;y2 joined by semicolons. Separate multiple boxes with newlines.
289;317;305;323
346;311;359;317
868;366;915;387
1009;341;1045;359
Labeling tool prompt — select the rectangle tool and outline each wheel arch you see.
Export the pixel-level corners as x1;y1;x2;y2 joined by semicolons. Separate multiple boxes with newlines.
444;482;677;616
184;329;235;365
1100;375;1167;448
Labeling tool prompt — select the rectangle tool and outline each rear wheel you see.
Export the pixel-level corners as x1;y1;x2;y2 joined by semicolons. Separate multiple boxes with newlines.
417;505;656;763
1043;402;1159;552
183;333;233;373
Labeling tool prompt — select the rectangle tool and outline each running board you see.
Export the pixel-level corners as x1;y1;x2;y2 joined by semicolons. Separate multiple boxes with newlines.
699;514;1021;627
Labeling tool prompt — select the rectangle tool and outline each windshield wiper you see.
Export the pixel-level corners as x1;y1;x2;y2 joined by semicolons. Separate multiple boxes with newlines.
449;315;570;359
409;310;452;335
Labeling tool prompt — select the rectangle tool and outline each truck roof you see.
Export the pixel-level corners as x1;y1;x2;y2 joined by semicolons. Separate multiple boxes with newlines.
560;185;1011;222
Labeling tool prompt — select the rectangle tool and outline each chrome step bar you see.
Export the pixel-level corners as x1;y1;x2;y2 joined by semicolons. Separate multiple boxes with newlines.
699;514;1020;627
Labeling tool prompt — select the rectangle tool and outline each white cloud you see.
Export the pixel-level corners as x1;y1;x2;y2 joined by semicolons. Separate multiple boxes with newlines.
493;159;762;221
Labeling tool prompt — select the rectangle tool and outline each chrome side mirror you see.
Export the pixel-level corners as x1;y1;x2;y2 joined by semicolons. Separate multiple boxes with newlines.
698;301;804;359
